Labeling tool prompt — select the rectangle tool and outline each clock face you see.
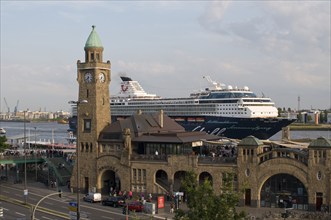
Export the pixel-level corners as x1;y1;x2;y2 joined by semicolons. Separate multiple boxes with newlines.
99;73;105;83
84;72;93;83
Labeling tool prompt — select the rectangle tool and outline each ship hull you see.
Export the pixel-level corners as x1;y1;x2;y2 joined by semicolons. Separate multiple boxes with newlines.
174;116;296;139
69;115;295;139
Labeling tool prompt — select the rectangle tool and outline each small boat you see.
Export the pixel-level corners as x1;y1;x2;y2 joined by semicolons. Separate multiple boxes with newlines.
0;128;6;134
58;119;69;124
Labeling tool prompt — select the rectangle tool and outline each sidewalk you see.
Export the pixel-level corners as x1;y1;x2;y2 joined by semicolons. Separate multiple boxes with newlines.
4;175;310;220
5;176;176;220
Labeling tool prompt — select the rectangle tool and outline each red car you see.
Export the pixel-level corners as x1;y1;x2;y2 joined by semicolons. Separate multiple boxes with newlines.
126;201;144;212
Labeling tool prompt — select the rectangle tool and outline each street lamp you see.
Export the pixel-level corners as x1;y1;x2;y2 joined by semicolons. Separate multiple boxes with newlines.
68;100;88;220
23;110;28;204
34;127;37;181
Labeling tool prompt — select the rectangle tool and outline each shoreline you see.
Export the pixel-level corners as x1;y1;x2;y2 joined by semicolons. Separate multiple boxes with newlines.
289;124;331;131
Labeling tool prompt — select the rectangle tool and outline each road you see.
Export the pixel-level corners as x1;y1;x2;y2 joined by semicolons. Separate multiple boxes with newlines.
0;178;171;220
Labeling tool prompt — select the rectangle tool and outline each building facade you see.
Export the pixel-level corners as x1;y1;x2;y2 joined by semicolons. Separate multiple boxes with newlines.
70;26;331;212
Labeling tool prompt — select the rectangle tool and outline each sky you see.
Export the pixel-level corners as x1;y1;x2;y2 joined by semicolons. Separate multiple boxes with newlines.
1;0;330;113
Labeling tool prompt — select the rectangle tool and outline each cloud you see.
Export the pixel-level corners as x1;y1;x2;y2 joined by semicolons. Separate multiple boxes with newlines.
199;1;231;33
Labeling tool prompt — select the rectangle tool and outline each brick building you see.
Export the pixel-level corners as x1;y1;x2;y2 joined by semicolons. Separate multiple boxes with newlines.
70;26;331;212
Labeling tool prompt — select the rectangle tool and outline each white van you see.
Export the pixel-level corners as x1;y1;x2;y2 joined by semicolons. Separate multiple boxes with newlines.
83;192;102;203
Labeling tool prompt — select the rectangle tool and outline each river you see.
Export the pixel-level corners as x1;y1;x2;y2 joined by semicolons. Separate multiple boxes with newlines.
0;121;330;143
0;121;69;144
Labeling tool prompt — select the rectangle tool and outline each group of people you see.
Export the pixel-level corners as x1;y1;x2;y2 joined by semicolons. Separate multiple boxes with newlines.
110;188;157;203
196;144;237;158
109;188;133;200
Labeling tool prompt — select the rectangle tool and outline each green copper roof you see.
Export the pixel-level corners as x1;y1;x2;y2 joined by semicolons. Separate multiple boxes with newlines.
85;25;103;48
308;136;331;148
238;135;264;147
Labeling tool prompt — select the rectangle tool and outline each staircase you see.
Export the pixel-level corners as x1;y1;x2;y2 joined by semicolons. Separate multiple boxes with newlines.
44;157;73;186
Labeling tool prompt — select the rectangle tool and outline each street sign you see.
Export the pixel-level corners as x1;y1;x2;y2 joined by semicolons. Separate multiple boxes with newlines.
68;206;77;212
23;189;28;196
68;202;78;219
69;202;77;207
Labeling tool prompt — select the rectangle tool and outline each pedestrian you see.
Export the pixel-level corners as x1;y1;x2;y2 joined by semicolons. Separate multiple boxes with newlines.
170;203;174;213
129;190;133;199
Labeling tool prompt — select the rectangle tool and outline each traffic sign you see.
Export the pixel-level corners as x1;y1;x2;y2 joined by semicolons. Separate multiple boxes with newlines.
69;202;77;207
68;206;77;212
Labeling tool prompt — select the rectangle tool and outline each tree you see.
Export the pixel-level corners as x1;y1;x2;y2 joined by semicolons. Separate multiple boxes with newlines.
174;171;246;220
0;136;9;152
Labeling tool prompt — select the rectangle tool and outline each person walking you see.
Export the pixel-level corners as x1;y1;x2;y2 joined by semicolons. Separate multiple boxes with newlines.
170;203;174;213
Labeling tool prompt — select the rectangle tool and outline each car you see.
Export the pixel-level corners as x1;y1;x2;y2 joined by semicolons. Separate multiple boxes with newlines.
102;196;126;207
83;192;102;203
126;201;144;212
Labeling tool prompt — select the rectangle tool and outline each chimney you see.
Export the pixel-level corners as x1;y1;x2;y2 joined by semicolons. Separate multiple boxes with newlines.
159;110;163;128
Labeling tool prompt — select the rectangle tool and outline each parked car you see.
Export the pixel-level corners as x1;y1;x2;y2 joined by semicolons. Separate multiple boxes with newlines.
102;196;126;207
83;192;102;203
126;201;144;212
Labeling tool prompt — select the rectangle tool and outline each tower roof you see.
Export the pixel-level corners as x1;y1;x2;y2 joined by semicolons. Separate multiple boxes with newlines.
85;25;103;49
238;135;264;147
308;136;331;148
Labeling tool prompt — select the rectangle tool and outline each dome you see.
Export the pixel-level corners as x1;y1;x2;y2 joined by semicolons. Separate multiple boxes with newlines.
85;25;103;49
238;135;264;147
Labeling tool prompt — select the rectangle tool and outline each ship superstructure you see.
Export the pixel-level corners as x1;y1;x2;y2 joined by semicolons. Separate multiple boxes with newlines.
108;76;295;139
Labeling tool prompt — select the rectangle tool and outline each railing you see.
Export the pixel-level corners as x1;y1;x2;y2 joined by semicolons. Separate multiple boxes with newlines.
198;156;237;164
131;154;167;161
258;148;308;166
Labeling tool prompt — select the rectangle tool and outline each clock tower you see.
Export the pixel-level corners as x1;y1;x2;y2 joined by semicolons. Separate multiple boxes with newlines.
74;25;111;192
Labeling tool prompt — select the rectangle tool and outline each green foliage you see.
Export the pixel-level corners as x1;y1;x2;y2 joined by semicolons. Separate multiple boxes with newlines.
0;136;9;152
174;171;246;220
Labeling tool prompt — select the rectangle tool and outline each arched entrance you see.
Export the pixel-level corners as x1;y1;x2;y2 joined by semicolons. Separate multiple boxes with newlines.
260;173;308;210
156;170;168;186
101;170;121;195
199;172;213;186
174;171;187;192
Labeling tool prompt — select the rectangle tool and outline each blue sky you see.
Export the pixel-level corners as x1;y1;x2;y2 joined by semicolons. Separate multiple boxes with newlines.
1;1;330;112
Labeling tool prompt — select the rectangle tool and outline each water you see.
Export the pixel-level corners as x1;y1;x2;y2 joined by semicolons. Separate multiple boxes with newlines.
0;121;70;144
0;121;330;143
270;129;331;140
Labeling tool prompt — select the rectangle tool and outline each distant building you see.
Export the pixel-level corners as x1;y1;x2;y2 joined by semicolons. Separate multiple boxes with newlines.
327;113;331;123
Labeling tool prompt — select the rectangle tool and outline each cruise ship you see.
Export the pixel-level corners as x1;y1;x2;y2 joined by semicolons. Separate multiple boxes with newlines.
69;76;296;139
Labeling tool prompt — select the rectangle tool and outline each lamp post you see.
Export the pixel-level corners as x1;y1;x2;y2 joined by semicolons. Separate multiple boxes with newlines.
68;100;88;220
34;127;37;181
23;110;28;204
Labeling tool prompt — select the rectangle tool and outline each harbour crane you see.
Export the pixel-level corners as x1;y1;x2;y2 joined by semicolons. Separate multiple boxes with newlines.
3;97;10;113
14;100;19;115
